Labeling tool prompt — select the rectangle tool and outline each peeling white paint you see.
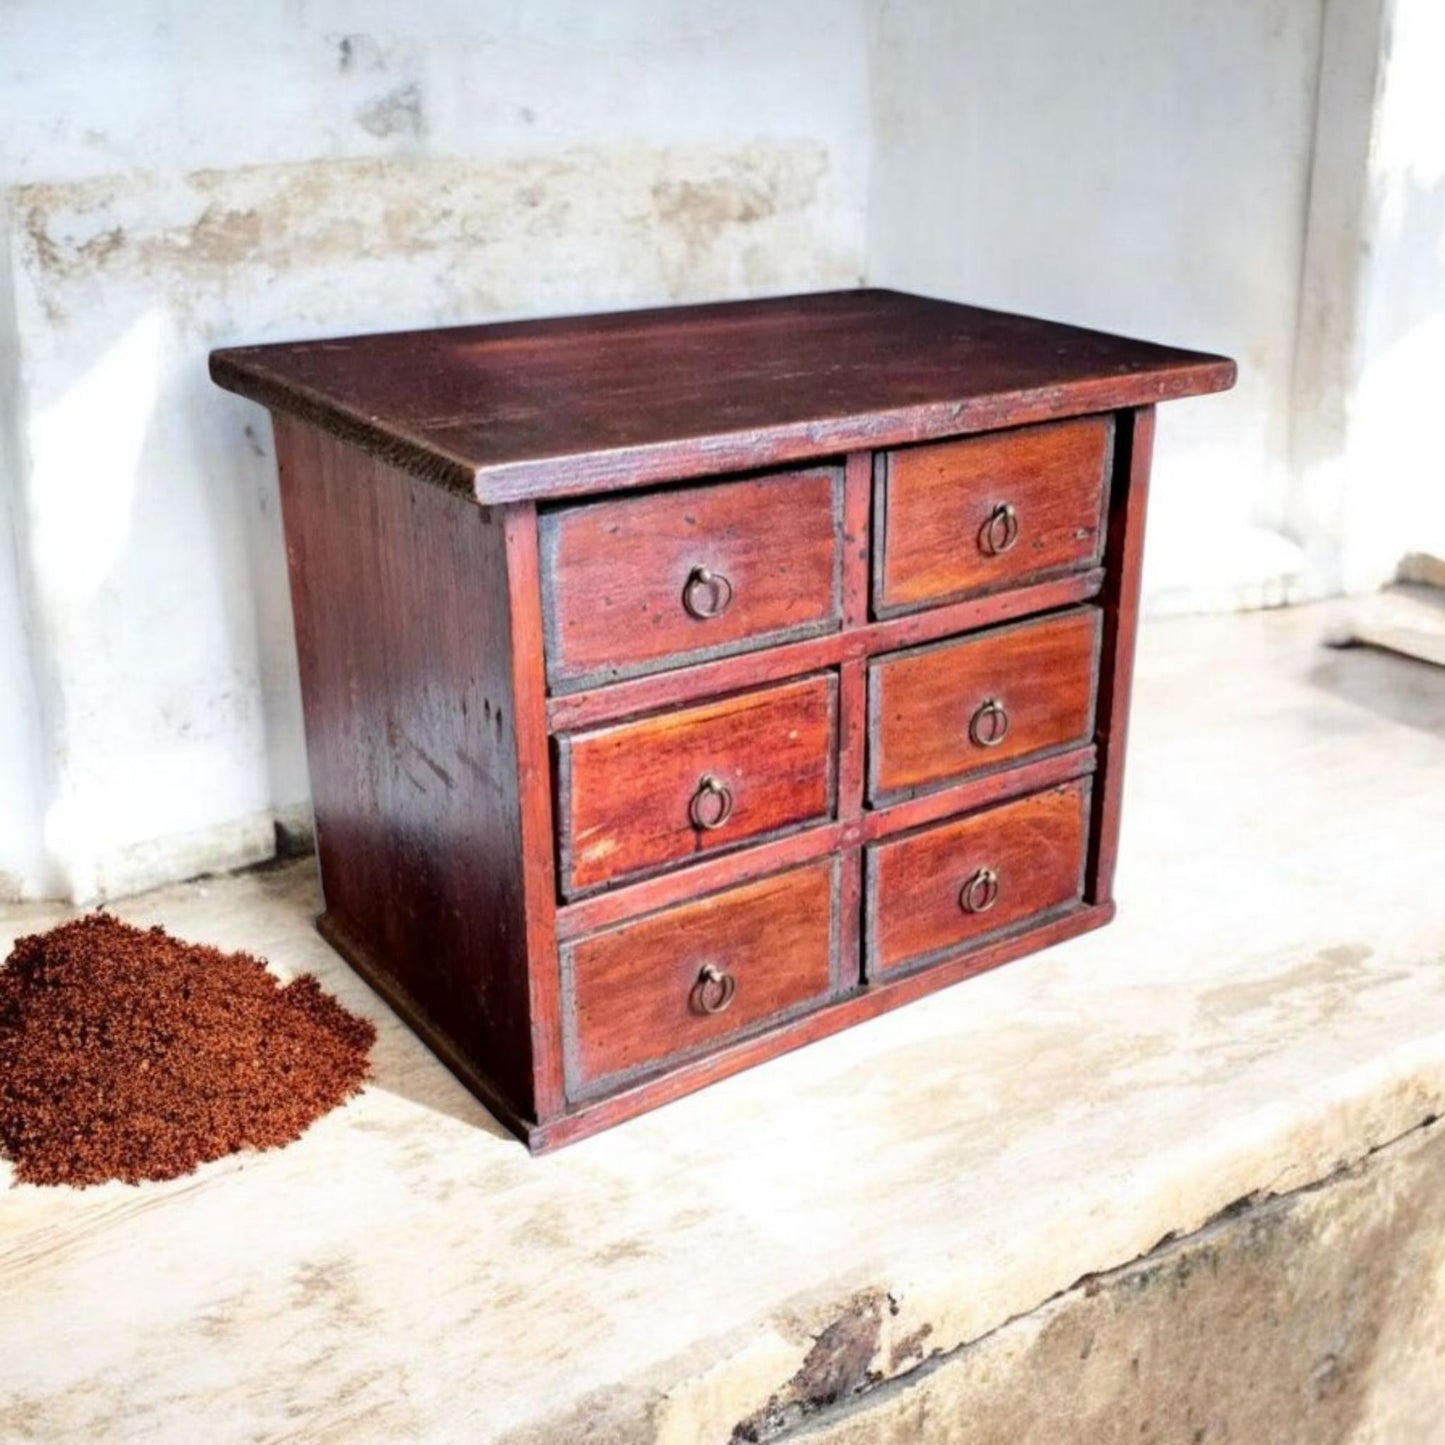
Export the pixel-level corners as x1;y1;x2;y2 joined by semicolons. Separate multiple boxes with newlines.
0;0;1435;899
0;3;870;900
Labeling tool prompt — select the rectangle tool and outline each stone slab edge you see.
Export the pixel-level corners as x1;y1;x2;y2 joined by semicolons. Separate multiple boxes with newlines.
498;1038;1445;1443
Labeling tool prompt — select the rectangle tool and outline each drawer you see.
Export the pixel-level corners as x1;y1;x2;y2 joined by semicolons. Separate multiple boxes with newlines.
562;858;839;1096
556;673;837;896
874;416;1111;615
865;779;1090;978
539;467;843;691
868;606;1100;802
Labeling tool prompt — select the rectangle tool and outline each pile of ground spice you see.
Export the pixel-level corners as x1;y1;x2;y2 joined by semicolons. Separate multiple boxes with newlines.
0;913;375;1188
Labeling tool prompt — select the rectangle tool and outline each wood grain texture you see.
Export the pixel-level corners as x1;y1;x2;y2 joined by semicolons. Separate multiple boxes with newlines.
562;858;839;1098
539;466;842;691
210;289;1236;502
554;746;1096;942
869;606;1102;801
545;569;1105;733
556;673;837;896
1087;406;1155;906
273;417;549;1120
503;506;566;1117
875;415;1112;614
842;450;873;628
865;779;1091;978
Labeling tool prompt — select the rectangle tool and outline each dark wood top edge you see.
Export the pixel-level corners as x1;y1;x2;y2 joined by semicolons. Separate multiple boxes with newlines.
459;362;1235;503
208;350;482;496
209;288;1236;504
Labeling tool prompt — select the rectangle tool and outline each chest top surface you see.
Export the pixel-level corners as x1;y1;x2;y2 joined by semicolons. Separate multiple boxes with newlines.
209;287;1233;504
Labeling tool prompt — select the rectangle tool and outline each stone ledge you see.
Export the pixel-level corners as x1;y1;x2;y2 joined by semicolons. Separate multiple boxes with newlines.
769;1116;1445;1443
2;605;1444;1443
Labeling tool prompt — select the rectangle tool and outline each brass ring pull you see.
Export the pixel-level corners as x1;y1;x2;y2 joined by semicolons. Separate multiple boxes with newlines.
959;866;1000;915
968;697;1010;748
979;502;1020;557
688;774;734;831
682;565;733;620
695;963;737;1015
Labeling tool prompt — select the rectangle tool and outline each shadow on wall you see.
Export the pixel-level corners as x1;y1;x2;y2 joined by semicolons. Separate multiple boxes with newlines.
7;143;862;900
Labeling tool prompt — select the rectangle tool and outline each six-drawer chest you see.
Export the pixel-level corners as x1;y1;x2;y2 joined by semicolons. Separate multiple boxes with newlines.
211;289;1234;1150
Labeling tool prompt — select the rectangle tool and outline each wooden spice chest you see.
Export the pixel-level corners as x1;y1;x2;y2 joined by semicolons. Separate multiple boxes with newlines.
211;289;1234;1150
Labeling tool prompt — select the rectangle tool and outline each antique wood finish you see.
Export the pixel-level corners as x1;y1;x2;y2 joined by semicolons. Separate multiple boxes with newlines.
1087;406;1155;906
544;568;1105;733
213;290;1234;1152
503;505;566;1117
553;743;1096;943
272;418;552;1121
874;415;1112;615
868;606;1102;802
865;779;1091;979
556;673;837;896
539;466;842;691
212;289;1234;501
562;858;840;1098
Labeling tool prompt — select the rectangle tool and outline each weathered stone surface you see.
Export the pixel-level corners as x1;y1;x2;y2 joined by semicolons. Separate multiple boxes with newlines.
791;1120;1445;1445
1;607;1443;1440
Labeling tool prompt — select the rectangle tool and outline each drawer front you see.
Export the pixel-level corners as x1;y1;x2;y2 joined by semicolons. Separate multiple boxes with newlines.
557;674;837;896
866;779;1090;977
540;467;843;691
868;607;1100;802
563;859;839;1096
875;416;1111;614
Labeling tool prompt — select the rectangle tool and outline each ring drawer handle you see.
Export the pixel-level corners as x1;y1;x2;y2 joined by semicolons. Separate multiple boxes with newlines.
959;867;1000;915
979;502;1020;557
682;565;733;620
968;697;1010;748
695;963;737;1015
688;774;734;831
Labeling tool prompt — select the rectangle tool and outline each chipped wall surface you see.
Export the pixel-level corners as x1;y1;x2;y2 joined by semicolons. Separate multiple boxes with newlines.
0;1;869;899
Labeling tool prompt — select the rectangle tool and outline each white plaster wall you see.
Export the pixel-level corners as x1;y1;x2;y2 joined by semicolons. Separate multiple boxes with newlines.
0;1;870;900
866;0;1325;614
0;0;1431;900
0;212;52;901
1294;0;1445;593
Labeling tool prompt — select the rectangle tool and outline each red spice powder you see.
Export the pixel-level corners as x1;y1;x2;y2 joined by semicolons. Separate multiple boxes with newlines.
0;912;375;1188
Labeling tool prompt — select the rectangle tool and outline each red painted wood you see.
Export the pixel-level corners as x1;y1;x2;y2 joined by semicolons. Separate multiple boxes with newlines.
503;504;566;1117
562;859;839;1097
865;779;1091;978
210;290;1235;502
544;569;1105;733
842;450;873;629
539;466;842;691
554;745;1096;942
868;607;1102;801
836;848;864;993
859;744;1095;843
875;415;1111;614
556;674;837;896
837;659;867;824
1087;406;1155;905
